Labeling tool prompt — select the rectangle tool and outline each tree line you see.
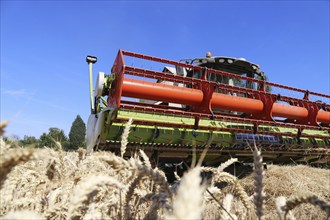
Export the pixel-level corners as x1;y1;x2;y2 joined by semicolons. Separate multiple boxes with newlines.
4;115;86;151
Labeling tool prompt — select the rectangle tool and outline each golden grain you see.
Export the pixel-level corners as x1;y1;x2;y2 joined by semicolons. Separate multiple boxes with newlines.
0;140;329;220
0;148;34;188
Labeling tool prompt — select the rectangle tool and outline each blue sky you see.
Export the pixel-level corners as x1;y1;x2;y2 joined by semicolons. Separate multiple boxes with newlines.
1;1;329;139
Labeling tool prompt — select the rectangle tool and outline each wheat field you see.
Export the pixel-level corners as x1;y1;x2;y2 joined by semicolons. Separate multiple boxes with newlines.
0;121;330;220
0;138;329;220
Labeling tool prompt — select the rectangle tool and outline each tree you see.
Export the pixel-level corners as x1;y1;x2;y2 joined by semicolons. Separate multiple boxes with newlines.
38;132;53;148
38;128;68;149
20;135;38;146
68;115;86;150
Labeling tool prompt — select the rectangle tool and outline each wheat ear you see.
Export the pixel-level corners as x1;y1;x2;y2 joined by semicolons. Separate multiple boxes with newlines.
68;175;123;219
54;141;65;180
220;194;237;220
166;167;205;220
101;152;136;170
174;171;181;181
253;143;265;220
276;196;297;220
77;148;86;163
282;195;330;219
213;172;250;211
45;159;57;181
137;165;171;197
0;120;8;136
0;148;34;188
218;158;238;172
200;158;238;174
121;118;133;158
124;174;143;220
139;149;151;168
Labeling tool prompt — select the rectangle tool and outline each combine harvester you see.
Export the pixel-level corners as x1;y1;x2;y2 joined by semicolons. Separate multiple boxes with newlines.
86;50;330;167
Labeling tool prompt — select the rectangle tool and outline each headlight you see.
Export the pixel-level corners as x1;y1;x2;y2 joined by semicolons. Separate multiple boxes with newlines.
227;59;233;64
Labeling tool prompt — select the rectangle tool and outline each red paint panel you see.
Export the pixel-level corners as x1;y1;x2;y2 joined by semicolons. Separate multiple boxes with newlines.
317;111;330;124
121;77;330;124
122;78;203;106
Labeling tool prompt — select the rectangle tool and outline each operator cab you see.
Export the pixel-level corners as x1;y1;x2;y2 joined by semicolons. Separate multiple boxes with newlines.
184;52;265;90
156;52;267;107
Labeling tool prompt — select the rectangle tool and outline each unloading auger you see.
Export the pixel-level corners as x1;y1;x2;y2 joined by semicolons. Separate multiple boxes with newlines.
86;50;329;165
